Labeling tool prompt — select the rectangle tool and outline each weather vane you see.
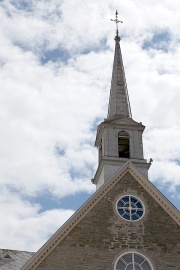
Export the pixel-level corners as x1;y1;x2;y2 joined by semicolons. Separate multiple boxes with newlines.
111;10;123;37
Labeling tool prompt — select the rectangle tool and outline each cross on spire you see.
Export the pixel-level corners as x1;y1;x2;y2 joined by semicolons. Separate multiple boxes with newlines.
111;10;123;38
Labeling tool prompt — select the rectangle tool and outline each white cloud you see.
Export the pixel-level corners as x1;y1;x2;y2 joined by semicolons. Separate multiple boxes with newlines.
144;127;180;194
0;189;74;251
0;0;180;251
0;48;110;197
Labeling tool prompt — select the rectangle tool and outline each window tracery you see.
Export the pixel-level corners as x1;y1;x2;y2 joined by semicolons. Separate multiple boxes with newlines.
115;252;153;270
116;195;144;221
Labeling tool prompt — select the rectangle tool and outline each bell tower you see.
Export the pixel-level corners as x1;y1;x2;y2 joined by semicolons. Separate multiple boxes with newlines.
93;12;151;189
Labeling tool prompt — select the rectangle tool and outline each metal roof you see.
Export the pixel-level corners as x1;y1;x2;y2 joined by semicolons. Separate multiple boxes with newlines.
0;249;34;270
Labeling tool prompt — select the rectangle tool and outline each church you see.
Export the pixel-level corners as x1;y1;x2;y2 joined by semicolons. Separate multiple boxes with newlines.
0;12;180;270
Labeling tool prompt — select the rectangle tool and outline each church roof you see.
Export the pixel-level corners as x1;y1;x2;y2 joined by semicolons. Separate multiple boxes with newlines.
0;249;34;270
21;161;180;270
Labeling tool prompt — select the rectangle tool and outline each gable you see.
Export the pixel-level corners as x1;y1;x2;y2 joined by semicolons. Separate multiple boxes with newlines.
22;163;180;270
104;116;144;127
34;173;180;270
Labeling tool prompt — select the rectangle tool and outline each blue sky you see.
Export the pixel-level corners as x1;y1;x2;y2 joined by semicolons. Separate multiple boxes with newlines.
0;0;180;251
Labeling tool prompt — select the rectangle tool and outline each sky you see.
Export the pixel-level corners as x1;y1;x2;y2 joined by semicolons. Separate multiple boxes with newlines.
0;0;180;252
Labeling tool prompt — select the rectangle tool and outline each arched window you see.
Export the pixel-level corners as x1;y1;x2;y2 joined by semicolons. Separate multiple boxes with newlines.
115;252;153;270
118;131;130;158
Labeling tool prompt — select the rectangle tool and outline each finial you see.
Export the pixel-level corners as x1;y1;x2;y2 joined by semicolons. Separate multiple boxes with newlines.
111;10;123;41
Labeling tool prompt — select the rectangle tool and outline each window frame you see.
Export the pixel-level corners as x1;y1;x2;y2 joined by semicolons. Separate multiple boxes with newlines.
116;195;145;222
118;131;130;158
114;251;154;270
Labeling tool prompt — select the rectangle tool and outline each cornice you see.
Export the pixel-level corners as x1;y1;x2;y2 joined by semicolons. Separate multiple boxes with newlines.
104;122;145;131
93;158;150;185
128;164;180;226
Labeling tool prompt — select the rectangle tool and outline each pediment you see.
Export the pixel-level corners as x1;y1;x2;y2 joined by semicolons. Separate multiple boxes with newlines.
104;116;144;127
21;161;180;270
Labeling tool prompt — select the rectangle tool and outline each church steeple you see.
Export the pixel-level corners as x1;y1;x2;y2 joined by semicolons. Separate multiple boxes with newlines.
108;11;131;119
93;12;151;189
108;33;132;119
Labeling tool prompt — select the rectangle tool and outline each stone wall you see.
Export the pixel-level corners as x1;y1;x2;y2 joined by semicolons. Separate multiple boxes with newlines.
36;172;180;270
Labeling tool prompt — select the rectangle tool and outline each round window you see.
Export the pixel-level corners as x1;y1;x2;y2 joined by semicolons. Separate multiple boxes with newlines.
116;195;144;221
115;252;153;270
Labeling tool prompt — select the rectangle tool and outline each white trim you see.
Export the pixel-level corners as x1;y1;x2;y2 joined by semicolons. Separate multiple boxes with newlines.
114;251;154;270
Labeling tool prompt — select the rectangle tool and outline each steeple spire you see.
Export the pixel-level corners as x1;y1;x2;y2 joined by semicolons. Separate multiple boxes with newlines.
108;11;132;119
93;13;150;189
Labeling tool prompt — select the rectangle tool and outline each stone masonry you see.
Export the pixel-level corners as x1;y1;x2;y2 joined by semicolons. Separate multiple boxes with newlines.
35;172;180;270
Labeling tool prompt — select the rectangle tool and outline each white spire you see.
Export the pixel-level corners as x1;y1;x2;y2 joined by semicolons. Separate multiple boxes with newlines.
108;13;132;119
